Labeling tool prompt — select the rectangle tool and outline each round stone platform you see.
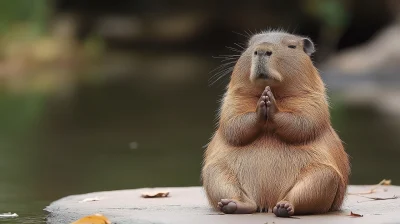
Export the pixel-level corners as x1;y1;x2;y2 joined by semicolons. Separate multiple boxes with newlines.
45;185;400;224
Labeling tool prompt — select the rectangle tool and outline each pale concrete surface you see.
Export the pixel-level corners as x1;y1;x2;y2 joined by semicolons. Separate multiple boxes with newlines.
45;185;400;224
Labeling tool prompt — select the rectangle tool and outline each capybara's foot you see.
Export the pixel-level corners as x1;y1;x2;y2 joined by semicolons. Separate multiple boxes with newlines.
273;201;294;217
217;199;256;214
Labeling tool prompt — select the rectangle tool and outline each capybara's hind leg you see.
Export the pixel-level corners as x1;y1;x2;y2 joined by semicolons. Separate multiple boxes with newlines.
202;164;257;214
217;198;258;214
273;165;341;217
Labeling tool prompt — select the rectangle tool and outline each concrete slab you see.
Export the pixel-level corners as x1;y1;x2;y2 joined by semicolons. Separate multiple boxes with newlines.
45;185;400;224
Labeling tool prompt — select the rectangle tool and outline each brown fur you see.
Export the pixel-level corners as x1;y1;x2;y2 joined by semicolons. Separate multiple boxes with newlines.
202;31;350;215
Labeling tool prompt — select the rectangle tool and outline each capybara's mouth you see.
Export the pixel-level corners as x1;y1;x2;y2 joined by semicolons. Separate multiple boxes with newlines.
257;73;269;79
252;61;271;81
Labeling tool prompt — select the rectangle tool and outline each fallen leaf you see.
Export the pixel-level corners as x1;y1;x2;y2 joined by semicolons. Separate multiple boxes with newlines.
141;191;169;198
0;212;18;218
359;195;398;200
348;179;391;195
79;197;102;203
380;179;391;185
348;190;375;195
71;214;111;224
350;211;363;217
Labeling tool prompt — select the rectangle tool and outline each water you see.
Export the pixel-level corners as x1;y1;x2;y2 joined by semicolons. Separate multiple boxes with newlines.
0;77;220;223
0;72;399;223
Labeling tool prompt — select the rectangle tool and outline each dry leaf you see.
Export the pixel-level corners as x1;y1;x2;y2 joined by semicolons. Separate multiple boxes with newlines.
348;179;391;195
359;195;398;201
141;191;169;198
71;214;111;224
380;179;391;185
0;212;18;218
79;197;102;203
350;211;363;217
348;190;375;195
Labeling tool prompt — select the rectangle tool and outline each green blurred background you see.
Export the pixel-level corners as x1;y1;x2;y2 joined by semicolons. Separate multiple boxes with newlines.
1;0;400;223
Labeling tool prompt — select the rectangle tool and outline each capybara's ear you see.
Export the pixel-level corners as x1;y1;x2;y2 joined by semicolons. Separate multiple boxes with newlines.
303;38;315;56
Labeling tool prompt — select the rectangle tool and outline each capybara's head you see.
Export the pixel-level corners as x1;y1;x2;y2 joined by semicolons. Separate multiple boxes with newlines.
231;30;317;89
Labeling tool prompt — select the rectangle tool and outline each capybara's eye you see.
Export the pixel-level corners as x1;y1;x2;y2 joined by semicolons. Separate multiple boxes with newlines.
288;45;296;49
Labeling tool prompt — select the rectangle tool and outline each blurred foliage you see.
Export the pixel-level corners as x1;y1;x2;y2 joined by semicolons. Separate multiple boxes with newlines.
0;0;48;36
303;0;350;28
0;0;105;95
302;0;352;61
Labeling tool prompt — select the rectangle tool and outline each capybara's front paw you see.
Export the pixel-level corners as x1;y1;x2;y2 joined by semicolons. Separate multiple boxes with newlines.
264;86;277;119
273;201;294;217
257;86;277;122
256;94;268;123
257;86;275;121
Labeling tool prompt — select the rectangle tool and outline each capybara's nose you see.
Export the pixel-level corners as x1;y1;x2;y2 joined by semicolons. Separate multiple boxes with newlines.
254;44;273;57
254;49;272;56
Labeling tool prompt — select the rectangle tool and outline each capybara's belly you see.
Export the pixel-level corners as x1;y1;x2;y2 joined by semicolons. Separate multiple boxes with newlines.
227;144;314;209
